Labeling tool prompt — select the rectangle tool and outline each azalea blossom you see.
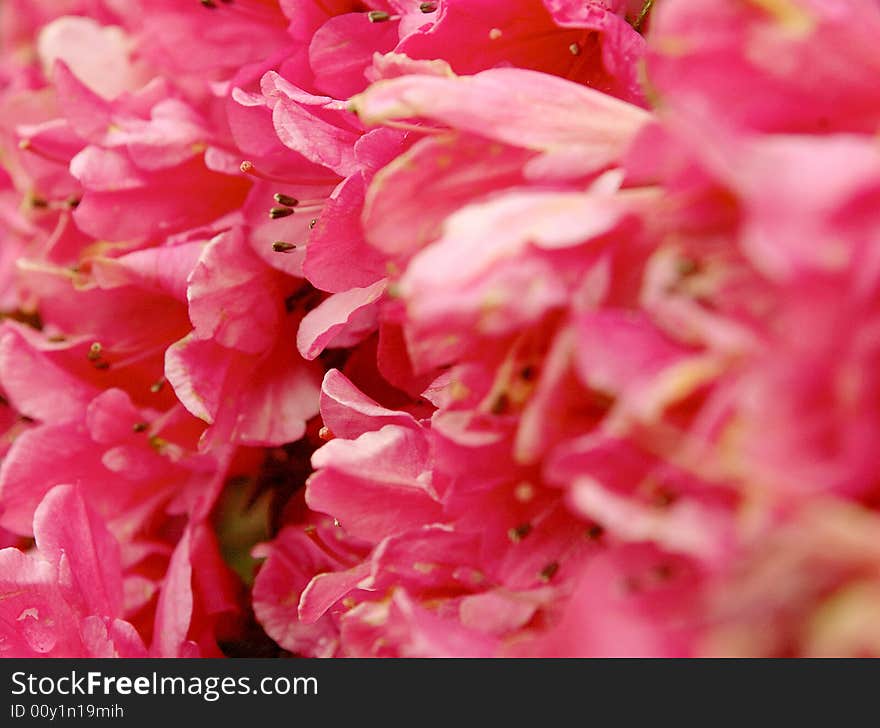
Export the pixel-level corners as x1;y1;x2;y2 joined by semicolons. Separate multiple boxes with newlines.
1;0;879;659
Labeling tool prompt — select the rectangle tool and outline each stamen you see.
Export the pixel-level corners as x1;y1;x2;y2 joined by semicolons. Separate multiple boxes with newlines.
200;0;217;8
87;342;103;361
303;525;357;567
109;342;169;371
218;0;280;22
419;1;437;11
382;119;447;135
489;392;509;415
272;241;297;253
133;422;149;433
17;138;70;166
273;192;299;207
585;523;604;541
569;42;580;56
93;360;110;370
650;486;677;508
632;0;654;31
269;206;294;219
507;523;532;542
368;10;391;22
538;562;559;583
143;403;185;439
514;482;535;503
309;218;318;229
677;257;699;276
29;194;81;212
318;426;334;441
150;377;166;394
287;198;326;211
239;160;341;187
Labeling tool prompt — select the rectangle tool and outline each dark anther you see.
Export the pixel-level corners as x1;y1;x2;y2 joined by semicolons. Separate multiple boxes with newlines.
66;197;81;208
651;487;677;508
30;196;49;209
272;241;297;253
588;389;615;412
520;365;537;381
419;1;437;11
93;360;110;370
586;523;604;541
677;257;699;276
368;10;390;22
269;206;295;219
489;392;509;415
133;422;149;433
200;0;218;8
508;523;532;542
308;218;318;229
539;562;560;583
273;193;299;207
2;309;43;330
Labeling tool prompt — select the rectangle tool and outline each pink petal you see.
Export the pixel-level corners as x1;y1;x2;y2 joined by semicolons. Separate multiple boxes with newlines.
32;484;123;618
297;279;386;360
319;368;418;440
352;67;650;156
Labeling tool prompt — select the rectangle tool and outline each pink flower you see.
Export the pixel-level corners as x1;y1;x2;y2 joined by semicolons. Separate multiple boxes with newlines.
165;226;324;448
5;0;880;660
0;484;147;657
648;0;880;134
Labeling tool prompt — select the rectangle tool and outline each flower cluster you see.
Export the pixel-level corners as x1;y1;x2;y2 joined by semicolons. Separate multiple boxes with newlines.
1;0;880;657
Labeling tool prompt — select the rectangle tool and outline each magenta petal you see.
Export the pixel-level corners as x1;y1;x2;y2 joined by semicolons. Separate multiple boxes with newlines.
298;563;371;624
309;13;399;99
0;323;97;424
151;529;195;658
306;469;442;542
319;369;418;440
303;172;389;292
187;228;281;355
0;422;94;535
32;485;123;618
272;97;360;176
252;526;346;657
352;67;651;154
297;279;386;360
